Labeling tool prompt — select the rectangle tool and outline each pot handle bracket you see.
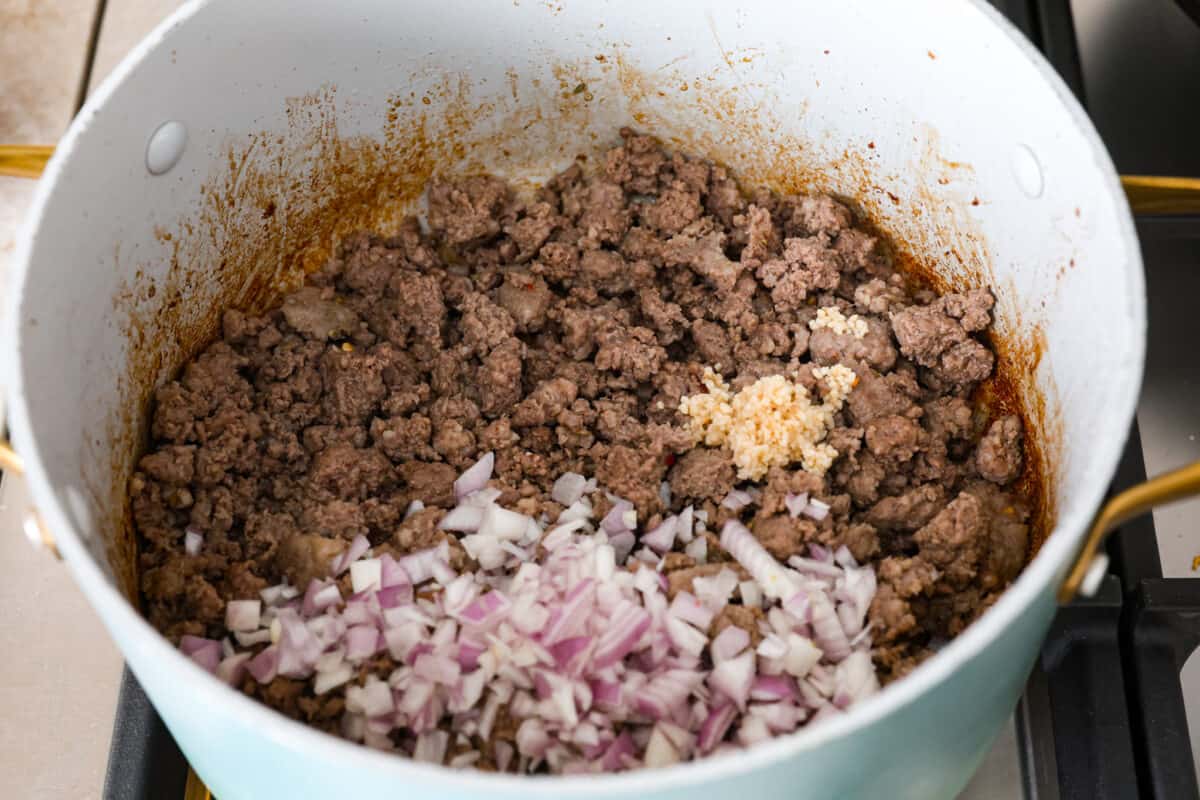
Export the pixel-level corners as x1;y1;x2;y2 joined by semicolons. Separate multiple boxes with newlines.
1060;460;1200;603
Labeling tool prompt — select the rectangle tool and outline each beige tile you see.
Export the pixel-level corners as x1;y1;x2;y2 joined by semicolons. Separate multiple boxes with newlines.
0;0;103;291
0;0;101;142
0;474;122;800
89;0;186;93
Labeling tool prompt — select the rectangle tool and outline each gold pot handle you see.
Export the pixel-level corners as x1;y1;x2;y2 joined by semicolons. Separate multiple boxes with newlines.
0;144;54;179
1060;459;1200;603
1121;174;1200;215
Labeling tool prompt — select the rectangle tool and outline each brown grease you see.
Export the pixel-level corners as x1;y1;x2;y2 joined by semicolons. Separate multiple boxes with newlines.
106;51;1059;599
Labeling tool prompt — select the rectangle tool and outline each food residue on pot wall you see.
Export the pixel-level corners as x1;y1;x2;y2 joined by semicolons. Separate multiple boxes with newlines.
102;45;1059;598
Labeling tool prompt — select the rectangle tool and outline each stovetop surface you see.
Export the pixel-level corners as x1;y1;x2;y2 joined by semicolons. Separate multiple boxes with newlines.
103;1;1200;798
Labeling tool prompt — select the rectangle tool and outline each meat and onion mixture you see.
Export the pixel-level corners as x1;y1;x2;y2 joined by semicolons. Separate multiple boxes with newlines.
132;129;1029;773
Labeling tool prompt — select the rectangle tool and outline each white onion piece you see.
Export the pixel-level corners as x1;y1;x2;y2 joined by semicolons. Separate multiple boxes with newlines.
641;515;677;553
676;506;694;544
439;505;484;532
720;489;754;511
403;500;425;520
454;452;495;501
225;600;261;632
692;568;739;612
558;499;594;525
684;535;707;564
350;558;382;594
184;528;203;555
720;521;798;600
802;498;830;521
552;472;588;506
711;626;750;663
784;492;809;519
739;580;763;609
710;651;755;710
600;499;634;534
481;504;531;540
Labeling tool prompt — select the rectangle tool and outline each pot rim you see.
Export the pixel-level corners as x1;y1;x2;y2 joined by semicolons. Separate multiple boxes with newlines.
4;0;1145;792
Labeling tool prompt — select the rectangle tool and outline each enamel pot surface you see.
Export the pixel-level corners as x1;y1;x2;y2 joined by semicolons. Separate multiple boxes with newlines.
4;1;1143;798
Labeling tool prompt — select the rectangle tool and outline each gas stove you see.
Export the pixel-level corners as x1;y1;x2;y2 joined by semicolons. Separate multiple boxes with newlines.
102;1;1200;797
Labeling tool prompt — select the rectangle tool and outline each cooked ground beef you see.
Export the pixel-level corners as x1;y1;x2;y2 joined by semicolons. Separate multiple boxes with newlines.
132;129;1031;730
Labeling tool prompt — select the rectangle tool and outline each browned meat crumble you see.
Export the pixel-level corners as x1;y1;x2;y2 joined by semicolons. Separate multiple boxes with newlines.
131;128;1029;741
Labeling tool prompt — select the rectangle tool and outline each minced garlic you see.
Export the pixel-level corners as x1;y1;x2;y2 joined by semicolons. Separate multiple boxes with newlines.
809;307;869;339
678;365;858;480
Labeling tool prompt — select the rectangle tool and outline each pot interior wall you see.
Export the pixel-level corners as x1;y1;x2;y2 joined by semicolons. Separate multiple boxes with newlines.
13;0;1140;602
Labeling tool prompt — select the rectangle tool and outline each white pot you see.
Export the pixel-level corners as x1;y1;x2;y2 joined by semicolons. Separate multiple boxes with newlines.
4;1;1143;798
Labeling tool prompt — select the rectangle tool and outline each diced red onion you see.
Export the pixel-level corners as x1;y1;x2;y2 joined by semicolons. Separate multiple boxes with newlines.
669;592;715;630
720;520;798;600
600;731;635;771
709;651;755;710
558;499;594;525
786;555;844;580
552;472;589;506
458;590;511;631
783;634;822;678
739;580;763;608
197;467;882;775
495;740;516;772
224;599;261;632
609;531;636;562
180;635;221;673
382;582;416;608
601;499;635;534
802;498;830;521
344;625;382;661
809;593;851;662
398;547;439;584
246;645;279;683
454;452;495;501
350;558;382;594
213;651;249;685
314;662;353;695
641;515;678;554
234;629;272;647
414;652;462;685
720;489;754;511
750;674;797;702
785;492;810;519
834;650;879;705
439;505;484;533
692;568;739;612
710;625;750;662
481;504;532;541
184;528;203;556
684;535;707;563
665;616;707;657
697;702;737;753
301;580;341;616
333;535;371;576
593;599;651;668
644;724;682;767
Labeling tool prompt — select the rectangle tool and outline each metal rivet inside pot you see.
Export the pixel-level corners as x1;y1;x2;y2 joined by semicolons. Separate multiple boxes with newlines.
145;120;187;175
1011;143;1044;199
